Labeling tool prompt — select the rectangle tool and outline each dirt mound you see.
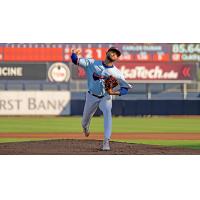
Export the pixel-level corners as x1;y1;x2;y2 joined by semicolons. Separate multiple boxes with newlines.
0;139;200;155
2;132;200;140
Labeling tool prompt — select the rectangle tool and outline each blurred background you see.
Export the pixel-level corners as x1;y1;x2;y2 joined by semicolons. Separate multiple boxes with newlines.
0;43;200;116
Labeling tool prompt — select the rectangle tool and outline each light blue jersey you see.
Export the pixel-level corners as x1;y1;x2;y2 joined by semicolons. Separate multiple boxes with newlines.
78;58;132;96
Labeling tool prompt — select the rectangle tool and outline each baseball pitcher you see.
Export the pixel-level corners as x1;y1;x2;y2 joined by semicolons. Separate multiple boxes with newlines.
71;47;132;150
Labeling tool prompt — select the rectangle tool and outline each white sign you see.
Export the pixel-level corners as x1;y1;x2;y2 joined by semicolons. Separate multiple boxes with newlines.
0;91;71;115
0;67;23;76
48;62;71;82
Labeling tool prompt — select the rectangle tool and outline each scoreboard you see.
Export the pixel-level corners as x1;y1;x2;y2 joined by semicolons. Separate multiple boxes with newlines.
63;44;171;62
0;43;199;82
172;44;200;62
0;43;200;62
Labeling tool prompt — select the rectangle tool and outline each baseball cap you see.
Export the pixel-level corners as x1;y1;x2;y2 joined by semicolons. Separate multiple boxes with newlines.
107;47;121;57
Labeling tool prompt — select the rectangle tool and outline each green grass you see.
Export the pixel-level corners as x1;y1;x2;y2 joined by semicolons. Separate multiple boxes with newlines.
0;116;200;149
0;116;199;133
114;139;200;150
0;138;48;143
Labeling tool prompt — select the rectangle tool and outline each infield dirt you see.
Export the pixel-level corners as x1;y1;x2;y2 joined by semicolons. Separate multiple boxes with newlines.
1;139;200;155
1;132;200;140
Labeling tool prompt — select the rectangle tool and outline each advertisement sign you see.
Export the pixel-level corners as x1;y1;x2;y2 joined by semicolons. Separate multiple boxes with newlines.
0;63;47;80
71;62;197;82
117;63;197;82
71;65;86;80
48;62;71;82
0;91;71;115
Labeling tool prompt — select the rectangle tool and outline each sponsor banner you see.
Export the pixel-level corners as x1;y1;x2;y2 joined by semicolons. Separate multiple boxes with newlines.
48;62;71;82
71;62;197;82
71;65;86;80
117;63;197;81
0;63;47;80
0;91;70;115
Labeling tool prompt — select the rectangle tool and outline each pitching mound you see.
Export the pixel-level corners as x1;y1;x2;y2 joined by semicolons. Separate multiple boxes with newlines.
0;139;200;155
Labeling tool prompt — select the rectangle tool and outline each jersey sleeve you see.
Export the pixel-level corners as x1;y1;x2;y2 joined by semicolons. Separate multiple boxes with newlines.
118;75;133;89
78;58;95;69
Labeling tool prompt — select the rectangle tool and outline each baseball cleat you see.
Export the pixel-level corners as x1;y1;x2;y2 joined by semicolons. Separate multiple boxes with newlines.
83;127;90;137
101;139;110;151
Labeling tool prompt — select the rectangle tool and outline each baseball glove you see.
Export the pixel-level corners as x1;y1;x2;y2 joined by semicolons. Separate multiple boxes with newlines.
104;75;119;91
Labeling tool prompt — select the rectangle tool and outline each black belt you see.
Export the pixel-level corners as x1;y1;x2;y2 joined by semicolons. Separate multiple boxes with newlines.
88;91;104;99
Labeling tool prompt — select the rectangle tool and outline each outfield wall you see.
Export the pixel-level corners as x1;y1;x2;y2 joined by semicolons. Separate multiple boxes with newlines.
1;43;200;116
0;91;200;116
71;100;200;116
